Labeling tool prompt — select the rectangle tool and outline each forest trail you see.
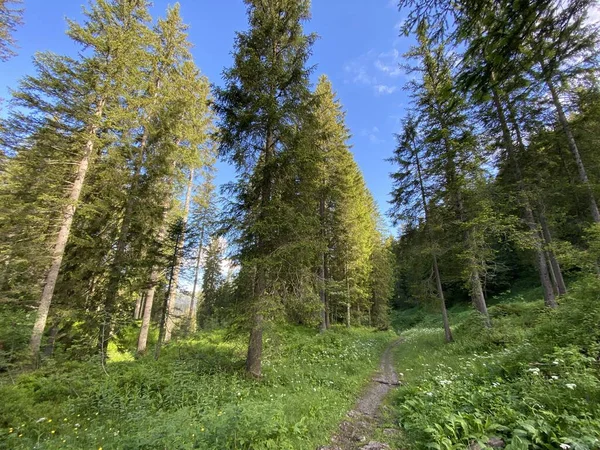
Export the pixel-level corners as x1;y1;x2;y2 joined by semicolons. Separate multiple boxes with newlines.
320;338;403;450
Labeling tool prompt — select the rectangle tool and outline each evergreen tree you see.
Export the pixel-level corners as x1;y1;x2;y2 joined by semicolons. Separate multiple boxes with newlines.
200;235;224;325
0;0;23;61
214;0;316;377
0;0;156;358
389;115;453;342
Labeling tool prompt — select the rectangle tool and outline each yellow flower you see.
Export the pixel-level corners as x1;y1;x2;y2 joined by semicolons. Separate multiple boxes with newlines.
47;419;52;423
18;434;23;438
51;430;56;434
8;428;13;433
201;427;205;432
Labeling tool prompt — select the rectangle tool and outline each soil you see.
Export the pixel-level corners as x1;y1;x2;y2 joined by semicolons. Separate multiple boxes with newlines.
318;338;403;450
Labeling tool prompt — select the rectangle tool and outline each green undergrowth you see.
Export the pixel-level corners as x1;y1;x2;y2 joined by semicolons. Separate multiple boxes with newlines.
387;277;600;450
0;325;396;449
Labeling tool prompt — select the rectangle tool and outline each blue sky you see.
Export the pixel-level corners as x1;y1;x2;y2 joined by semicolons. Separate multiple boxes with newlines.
0;0;414;228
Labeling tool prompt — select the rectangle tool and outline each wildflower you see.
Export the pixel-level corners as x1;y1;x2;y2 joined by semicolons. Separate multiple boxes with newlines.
439;380;452;386
553;360;560;365
47;419;52;423
74;423;80;428
566;383;576;390
426;392;433;396
528;368;540;375
18;434;23;438
51;430;56;434
36;418;47;423
551;376;559;380
560;444;571;449
8;428;13;434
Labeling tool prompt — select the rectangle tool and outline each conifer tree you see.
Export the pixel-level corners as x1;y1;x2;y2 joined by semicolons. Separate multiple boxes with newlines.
390;115;453;342
0;0;155;357
0;0;23;61
405;23;492;325
189;173;217;332
214;0;315;377
200;235;224;325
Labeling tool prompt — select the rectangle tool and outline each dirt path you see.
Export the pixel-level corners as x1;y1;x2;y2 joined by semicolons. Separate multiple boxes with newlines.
319;338;403;450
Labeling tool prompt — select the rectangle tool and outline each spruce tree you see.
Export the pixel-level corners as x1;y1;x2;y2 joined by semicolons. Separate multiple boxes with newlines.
0;0;23;61
0;0;155;357
389;115;453;342
214;0;315;377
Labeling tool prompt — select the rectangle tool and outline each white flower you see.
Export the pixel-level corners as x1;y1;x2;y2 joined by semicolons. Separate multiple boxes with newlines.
36;418;47;423
439;380;452;386
426;392;433;396
551;376;559;380
528;368;541;375
492;382;500;387
566;384;577;390
553;360;560;365
560;444;571;449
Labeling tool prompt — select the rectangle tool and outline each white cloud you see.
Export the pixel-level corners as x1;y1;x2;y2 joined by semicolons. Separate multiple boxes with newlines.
587;5;600;25
375;84;397;95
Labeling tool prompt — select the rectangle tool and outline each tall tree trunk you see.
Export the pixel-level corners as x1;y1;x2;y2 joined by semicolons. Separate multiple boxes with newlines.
414;136;453;341
543;72;600;223
324;253;330;329
30;100;104;358
507;99;567;297
319;196;326;333
189;225;205;333
442;135;490;327
100;131;148;357
155;226;181;360
164;168;194;342
538;211;567;295
345;263;351;328
491;85;557;308
471;266;490;327
246;128;274;377
137;193;172;355
433;254;453;343
134;293;145;320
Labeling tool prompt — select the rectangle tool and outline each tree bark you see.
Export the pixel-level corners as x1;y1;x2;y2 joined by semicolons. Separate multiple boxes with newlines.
490;85;557;308
442;135;490;327
433;254;453;343
164;168;194;342
134;293;145;320
137;193;172;355
189;225;205;333
246;127;274;377
319;196;327;333
413;136;453;342
100;130;149;356
30;99;104;358
538;211;567;295
544;72;600;223
155;222;183;359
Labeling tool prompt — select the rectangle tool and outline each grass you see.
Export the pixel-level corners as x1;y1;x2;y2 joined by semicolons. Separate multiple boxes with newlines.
0;324;396;449
384;277;600;450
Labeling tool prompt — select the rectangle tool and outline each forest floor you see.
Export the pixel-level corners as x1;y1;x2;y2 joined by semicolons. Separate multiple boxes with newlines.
0;324;397;450
321;338;403;450
378;277;600;450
